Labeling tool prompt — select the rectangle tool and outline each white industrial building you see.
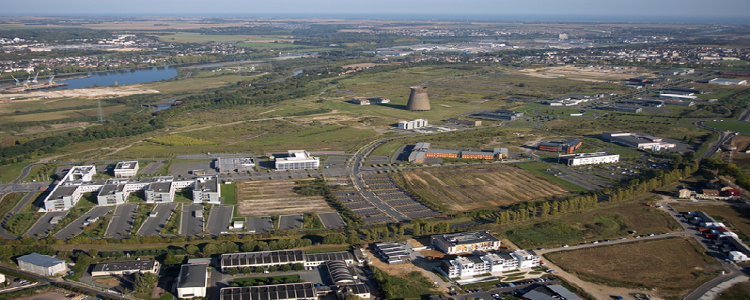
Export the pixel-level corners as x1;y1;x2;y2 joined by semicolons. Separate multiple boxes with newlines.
177;264;208;298
397;119;428;130
708;78;747;86
275;150;320;170
602;132;676;151
558;152;620;166
192;176;221;204
90;260;160;277
113;161;139;178
216;157;255;173
440;250;541;278
17;253;67;276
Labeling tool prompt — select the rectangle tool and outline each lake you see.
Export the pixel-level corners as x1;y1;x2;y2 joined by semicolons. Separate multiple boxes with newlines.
58;67;178;89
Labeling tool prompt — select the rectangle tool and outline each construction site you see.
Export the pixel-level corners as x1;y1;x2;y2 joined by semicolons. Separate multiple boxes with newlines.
4;74;68;92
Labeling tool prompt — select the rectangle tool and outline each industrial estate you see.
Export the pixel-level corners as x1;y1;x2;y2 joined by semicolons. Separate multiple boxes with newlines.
0;14;749;300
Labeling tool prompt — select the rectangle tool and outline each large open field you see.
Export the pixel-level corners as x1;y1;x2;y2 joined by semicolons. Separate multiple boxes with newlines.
705;120;750;132
670;204;750;240
545;238;720;297
506;200;682;249
235;179;333;216
397;165;570;213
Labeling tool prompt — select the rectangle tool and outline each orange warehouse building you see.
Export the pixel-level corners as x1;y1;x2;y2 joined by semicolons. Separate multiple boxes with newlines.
425;149;459;158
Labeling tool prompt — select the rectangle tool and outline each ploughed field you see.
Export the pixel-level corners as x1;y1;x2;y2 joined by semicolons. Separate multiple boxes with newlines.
546;238;720;297
236;179;333;216
398;165;570;213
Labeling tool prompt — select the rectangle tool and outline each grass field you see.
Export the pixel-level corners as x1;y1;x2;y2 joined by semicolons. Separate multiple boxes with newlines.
670;204;750;240
155;32;251;43
506;200;681;249
545;238;720;296
397;165;571;213
717;282;750;300
0;192;26;216
516;162;587;192
142;74;240;93
0;161;31;184
221;184;236;205
236;42;308;50
705;121;750;132
0;97;100;115
0;105;129;124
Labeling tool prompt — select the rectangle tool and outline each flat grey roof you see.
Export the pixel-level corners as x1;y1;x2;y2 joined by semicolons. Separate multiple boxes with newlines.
91;260;156;273
115;161;138;170
220;283;316;300
195;177;218;193
17;253;65;268
433;231;499;246
305;251;353;262
221;250;305;267
178;264;207;288
98;184;123;196
49;185;79;200
150;181;172;193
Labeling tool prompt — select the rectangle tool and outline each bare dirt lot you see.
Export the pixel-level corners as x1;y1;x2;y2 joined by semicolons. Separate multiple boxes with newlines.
236;179;333;216
398;165;570;213
0;86;160;101
546;238;721;297
731;135;750;152
518;65;651;81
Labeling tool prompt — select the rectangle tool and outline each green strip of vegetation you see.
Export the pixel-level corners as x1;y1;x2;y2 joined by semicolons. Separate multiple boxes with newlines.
222;183;236;205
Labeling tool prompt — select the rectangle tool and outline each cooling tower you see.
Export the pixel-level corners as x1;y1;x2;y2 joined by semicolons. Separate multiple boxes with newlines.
406;86;431;111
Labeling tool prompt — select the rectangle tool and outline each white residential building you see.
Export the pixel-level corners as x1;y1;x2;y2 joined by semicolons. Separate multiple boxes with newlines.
275;150;320;170
192;176;221;204
177;264;208;298
440;250;540;278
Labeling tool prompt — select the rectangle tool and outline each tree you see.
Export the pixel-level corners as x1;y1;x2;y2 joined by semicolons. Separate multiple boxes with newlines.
186;244;199;255
253;266;265;273
88;249;98;258
280;265;292;272
202;244;218;257
227;268;239;276
242;240;257;252
134;272;158;293
292;263;304;271
268;265;278;272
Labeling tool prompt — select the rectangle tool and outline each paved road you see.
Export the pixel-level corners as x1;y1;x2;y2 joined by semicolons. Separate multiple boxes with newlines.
104;203;138;238
352;142;409;222
24;211;67;237
180;204;204;235
54;206;113;239
138;203;178;236
535;232;688;256
206;205;234;235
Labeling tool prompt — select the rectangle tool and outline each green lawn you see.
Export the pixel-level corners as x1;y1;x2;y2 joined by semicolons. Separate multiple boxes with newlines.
221;184;236;205
155;33;250;43
0;162;32;184
704;121;750;132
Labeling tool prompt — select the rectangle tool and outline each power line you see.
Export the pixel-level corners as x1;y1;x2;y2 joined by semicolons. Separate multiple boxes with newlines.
97;99;105;122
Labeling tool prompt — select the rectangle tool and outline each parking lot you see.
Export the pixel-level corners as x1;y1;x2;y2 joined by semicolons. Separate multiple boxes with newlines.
318;212;346;229
170;160;216;177
455;278;562;300
138;203;178;236
54;206;113;239
206;205;234;235
24;211;67;237
278;214;303;230
104;203;138;238
180;204;205;235
138;162;164;175
245;216;274;234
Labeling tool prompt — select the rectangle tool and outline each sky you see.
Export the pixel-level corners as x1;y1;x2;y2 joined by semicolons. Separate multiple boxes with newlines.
4;0;750;23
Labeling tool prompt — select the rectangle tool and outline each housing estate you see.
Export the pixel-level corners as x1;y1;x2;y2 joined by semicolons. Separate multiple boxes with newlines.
440;250;541;278
431;231;502;254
